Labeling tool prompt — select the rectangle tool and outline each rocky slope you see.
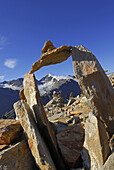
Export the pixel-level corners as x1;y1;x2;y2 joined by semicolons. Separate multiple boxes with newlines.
0;41;114;170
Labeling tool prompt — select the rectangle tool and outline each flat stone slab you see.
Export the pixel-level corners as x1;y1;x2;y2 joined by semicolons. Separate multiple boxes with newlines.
14;100;56;170
23;73;57;149
84;113;110;170
29;41;72;73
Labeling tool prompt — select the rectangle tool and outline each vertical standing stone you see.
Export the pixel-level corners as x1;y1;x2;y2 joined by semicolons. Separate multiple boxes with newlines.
84;113;110;170
72;45;114;137
23;73;57;149
23;73;66;170
14;100;56;170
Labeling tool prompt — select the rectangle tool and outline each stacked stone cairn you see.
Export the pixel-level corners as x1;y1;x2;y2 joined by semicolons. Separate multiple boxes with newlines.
0;40;114;170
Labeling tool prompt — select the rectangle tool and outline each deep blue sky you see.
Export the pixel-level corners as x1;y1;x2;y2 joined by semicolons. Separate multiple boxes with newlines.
0;0;114;81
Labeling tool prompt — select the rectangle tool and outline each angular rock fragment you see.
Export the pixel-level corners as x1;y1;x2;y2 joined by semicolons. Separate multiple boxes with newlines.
29;40;72;73
84;113;110;170
41;40;56;54
0;139;37;170
23;73;66;169
14;100;56;170
56;124;85;168
0;119;23;147
103;152;114;170
72;45;114;137
0;144;8;150
19;88;26;100
23;73;57;149
109;134;114;152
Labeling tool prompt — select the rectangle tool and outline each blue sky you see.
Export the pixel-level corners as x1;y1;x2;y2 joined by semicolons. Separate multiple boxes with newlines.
0;0;114;81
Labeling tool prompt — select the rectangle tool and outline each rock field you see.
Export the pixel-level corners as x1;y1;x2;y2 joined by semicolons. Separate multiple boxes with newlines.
0;41;114;170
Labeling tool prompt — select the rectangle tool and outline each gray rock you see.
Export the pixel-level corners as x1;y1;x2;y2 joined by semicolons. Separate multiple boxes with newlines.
81;147;91;170
57;124;85;168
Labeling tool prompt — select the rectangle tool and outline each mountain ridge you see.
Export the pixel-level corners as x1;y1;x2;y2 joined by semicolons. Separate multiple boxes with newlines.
0;74;81;118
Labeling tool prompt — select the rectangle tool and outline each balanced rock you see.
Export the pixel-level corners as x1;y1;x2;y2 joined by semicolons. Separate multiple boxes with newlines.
84;113;110;170
72;45;114;137
41;40;56;54
0;119;23;149
14;100;56;170
56;124;85;168
0;139;37;170
29;40;72;73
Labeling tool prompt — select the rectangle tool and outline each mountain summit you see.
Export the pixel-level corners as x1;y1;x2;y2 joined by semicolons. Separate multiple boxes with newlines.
0;74;81;118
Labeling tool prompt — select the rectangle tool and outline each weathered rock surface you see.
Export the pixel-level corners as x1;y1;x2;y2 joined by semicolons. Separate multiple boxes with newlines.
109;134;114;152
23;73;66;170
84;113;110;170
108;73;114;88
0;139;37;170
29;40;72;73
41;40;56;54
103;152;114;170
23;73;57;149
57;124;85;168
81;147;91;170
19;88;26;100
0;119;23;148
0;144;8;150
72;45;114;137
14;100;56;170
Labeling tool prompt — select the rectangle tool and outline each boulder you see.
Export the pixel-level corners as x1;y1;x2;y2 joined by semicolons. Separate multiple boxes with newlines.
103;152;114;170
29;40;72;73
72;45;114;137
84;113;110;170
0;139;37;170
56;124;85;168
0;119;23;148
14;100;56;170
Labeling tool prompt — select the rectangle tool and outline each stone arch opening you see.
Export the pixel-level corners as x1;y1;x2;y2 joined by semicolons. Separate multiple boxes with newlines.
29;40;114;137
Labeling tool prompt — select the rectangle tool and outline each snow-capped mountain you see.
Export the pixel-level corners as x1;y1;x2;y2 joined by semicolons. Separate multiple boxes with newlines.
0;74;81;118
0;74;78;95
